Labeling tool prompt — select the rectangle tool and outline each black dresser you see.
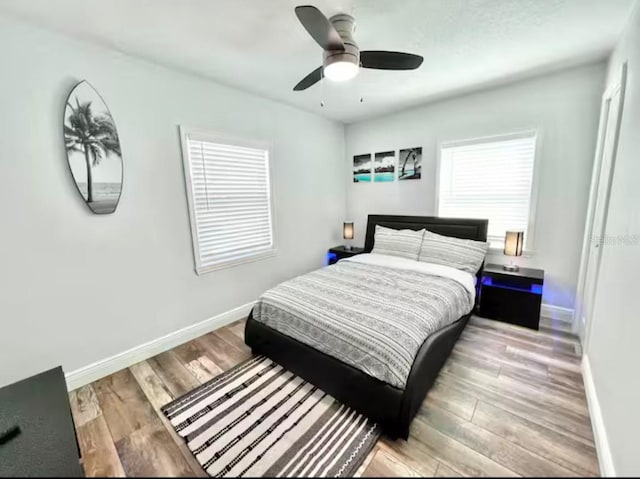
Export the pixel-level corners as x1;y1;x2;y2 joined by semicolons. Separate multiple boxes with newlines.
478;263;544;330
0;367;83;477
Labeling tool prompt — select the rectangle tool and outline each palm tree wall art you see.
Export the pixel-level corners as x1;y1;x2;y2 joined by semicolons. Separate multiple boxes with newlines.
64;81;122;214
398;147;422;180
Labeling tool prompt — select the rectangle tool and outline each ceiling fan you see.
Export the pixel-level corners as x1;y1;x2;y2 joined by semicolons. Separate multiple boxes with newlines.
293;5;424;91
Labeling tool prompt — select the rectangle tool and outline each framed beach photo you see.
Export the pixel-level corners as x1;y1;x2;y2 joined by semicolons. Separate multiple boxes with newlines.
353;154;372;182
398;147;422;180
374;151;395;182
64;81;123;214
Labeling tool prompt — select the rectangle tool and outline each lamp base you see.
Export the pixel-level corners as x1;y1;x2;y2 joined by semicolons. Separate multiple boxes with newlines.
343;244;352;251
503;263;520;272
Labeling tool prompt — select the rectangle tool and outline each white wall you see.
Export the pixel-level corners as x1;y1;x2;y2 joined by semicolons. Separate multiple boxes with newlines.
585;2;640;475
0;15;345;388
345;64;606;310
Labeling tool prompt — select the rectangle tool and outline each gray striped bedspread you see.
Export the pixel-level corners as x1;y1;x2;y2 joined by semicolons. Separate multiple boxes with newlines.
252;254;475;390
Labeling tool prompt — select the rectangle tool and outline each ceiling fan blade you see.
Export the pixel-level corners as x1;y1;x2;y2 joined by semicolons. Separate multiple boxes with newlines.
293;66;323;91
295;5;345;51
360;51;424;70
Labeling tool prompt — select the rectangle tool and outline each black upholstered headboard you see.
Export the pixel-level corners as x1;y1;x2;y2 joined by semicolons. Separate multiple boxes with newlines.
364;214;488;252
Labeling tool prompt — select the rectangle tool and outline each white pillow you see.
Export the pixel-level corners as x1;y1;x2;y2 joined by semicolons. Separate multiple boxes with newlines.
418;229;489;274
371;225;424;261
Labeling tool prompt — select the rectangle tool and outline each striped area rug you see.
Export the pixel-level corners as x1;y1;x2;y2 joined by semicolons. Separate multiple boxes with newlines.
162;355;380;477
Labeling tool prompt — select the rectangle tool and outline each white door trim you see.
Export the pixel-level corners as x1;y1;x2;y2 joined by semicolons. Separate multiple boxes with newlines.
574;63;627;347
582;355;616;476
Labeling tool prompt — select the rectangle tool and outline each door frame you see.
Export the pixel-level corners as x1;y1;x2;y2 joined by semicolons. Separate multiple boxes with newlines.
574;62;627;348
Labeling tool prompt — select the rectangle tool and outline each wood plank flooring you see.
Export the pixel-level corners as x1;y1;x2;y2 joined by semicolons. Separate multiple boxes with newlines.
70;316;599;477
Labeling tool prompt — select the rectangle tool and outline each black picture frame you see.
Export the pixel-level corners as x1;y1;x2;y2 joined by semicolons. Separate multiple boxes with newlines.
63;80;123;215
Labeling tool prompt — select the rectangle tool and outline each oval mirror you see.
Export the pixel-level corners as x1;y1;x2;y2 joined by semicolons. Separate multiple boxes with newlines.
64;81;122;214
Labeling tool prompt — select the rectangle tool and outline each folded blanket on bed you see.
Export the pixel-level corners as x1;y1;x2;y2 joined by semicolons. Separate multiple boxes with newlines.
252;253;475;389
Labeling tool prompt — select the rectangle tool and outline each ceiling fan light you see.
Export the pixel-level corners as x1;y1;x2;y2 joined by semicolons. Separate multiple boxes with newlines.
324;61;359;82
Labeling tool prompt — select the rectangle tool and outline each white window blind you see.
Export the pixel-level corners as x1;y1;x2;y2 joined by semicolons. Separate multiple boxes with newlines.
438;133;537;248
181;128;275;274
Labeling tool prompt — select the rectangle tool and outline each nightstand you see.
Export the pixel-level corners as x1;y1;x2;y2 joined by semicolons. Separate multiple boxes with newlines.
327;245;365;265
478;263;544;330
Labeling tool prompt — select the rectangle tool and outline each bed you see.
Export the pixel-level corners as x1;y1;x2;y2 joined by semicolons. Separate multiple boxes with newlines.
244;215;488;439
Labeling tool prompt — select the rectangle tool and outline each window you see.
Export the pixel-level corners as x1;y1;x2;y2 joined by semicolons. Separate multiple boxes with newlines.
437;132;537;248
180;127;275;274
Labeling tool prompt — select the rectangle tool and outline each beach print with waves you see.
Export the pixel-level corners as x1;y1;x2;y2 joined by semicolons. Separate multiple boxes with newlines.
353;153;372;182
374;150;395;182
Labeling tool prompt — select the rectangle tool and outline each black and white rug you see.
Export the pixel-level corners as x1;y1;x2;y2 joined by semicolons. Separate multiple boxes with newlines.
162;355;380;477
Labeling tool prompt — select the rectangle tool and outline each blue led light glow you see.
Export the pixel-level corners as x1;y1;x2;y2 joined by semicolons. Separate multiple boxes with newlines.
325;252;338;266
481;276;543;295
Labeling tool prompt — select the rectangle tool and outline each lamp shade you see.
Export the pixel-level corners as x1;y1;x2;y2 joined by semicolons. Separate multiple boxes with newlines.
504;231;524;257
343;222;354;240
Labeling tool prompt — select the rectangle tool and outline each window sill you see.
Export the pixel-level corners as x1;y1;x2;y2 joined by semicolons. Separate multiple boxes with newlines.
195;249;277;275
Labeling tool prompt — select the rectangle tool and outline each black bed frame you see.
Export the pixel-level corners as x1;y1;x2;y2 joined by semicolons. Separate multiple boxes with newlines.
245;215;488;439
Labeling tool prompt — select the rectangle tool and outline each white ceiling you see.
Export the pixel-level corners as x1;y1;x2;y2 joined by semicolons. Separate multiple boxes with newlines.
0;0;635;123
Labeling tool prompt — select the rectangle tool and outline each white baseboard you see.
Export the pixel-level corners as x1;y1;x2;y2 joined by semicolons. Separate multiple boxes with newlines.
65;301;255;391
540;303;574;324
582;355;616;477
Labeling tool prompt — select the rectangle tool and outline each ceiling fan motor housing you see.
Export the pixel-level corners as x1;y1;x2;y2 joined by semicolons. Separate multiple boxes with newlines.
323;14;359;71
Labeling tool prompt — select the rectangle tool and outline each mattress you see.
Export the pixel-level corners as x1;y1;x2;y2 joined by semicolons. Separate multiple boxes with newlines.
252;253;475;389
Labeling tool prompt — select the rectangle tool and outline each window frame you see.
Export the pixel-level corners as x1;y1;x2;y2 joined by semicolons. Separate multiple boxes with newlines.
435;130;541;253
179;125;277;274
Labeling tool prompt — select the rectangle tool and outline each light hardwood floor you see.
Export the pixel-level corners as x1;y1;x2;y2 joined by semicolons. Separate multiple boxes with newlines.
69;316;599;477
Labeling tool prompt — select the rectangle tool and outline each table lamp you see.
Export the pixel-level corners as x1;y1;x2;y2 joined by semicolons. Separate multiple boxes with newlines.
343;221;354;251
503;230;524;271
